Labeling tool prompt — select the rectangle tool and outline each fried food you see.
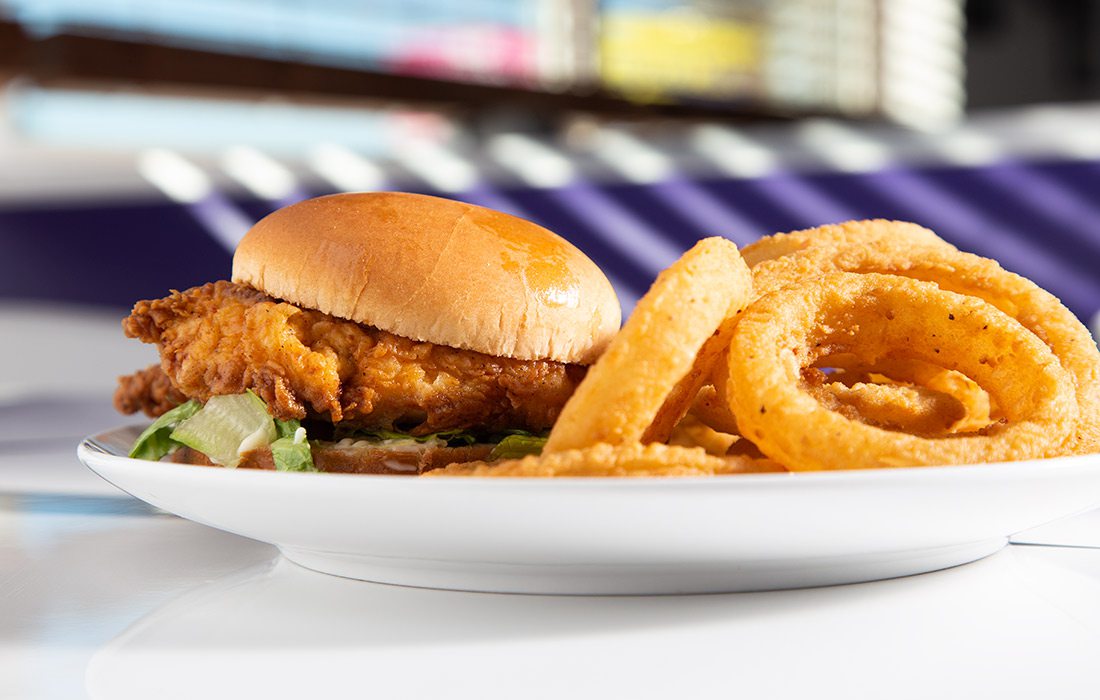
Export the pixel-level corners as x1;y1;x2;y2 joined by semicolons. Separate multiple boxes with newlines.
668;414;739;456
803;370;967;436
739;220;954;268
688;384;742;436
544;237;752;452
120;281;583;435
429;442;783;477
725;273;1078;470
114;364;189;417
822;356;994;434
437;219;1098;478
752;242;1100;453
642;313;741;444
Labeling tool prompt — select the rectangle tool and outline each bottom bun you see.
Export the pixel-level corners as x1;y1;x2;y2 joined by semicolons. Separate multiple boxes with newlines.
170;442;495;475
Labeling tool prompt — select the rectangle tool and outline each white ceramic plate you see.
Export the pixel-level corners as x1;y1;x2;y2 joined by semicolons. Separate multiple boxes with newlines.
79;425;1100;595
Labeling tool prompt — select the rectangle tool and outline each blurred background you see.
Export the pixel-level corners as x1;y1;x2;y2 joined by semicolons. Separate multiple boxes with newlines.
2;0;1100;405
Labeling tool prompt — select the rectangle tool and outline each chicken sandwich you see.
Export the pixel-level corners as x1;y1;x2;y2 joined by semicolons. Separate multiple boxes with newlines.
115;192;621;474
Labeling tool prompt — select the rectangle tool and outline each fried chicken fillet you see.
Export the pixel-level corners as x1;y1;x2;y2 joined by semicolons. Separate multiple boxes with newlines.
115;281;585;435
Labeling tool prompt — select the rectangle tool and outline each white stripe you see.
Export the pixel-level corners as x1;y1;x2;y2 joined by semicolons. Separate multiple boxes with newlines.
308;143;386;192
221;146;298;200
136;148;211;203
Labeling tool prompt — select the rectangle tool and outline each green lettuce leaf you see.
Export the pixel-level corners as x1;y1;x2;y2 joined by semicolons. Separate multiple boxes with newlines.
271;427;316;472
274;417;301;439
169;392;276;468
129;400;202;461
338;427;480;446
333;426;549;461
488;434;548;461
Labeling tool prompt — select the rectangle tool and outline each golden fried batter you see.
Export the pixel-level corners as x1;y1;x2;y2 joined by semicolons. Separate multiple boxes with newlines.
117;281;584;434
114;364;189;417
801;368;966;436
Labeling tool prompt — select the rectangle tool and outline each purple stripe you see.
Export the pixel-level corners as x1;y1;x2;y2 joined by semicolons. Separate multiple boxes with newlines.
547;183;683;273
459;184;531;217
863;168;1100;312
1038;161;1100;204
745;173;858;228
694;178;817;235
649;177;762;246
269;188;313;210
187;194;254;251
979;162;1100;260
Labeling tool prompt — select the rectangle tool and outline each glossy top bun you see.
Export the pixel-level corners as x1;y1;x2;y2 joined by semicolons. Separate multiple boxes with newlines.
232;192;620;364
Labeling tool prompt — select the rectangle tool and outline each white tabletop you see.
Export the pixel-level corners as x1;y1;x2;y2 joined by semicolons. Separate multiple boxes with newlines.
4;304;1100;699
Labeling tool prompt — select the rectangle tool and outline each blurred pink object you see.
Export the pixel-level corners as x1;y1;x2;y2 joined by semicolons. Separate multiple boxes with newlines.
385;25;536;84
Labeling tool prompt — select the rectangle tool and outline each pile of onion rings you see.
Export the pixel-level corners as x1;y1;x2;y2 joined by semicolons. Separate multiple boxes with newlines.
430;220;1100;477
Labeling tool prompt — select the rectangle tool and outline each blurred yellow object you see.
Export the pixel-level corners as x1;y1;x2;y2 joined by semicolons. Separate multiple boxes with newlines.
601;12;761;101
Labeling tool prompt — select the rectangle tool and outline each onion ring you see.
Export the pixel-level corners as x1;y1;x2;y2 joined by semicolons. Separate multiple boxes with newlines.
822;356;994;433
802;370;967;436
752;243;1100;453
685;385;772;459
428;442;783;477
740;220;954;268
689;384;742;436
726;273;1078;470
642;313;740;444
668;414;738;456
544;237;752;452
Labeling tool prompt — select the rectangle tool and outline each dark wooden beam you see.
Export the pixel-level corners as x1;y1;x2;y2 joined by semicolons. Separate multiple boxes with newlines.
0;20;818;122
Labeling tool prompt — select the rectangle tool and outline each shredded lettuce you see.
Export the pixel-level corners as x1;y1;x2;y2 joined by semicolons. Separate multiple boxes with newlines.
488;434;548;460
338;427;547;457
136;398;549;469
274;417;301;439
129;400;202;461
271;426;316;472
338;427;479;446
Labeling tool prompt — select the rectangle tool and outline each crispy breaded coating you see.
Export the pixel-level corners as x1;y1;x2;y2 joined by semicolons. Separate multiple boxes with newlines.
118;281;584;434
114;364;189;417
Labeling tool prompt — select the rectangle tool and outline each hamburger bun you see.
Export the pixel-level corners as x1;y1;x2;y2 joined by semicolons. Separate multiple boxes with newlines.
232;192;620;364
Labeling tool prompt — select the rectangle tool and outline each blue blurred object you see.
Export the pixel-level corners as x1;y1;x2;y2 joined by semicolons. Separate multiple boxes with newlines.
4;0;540;84
8;89;411;156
